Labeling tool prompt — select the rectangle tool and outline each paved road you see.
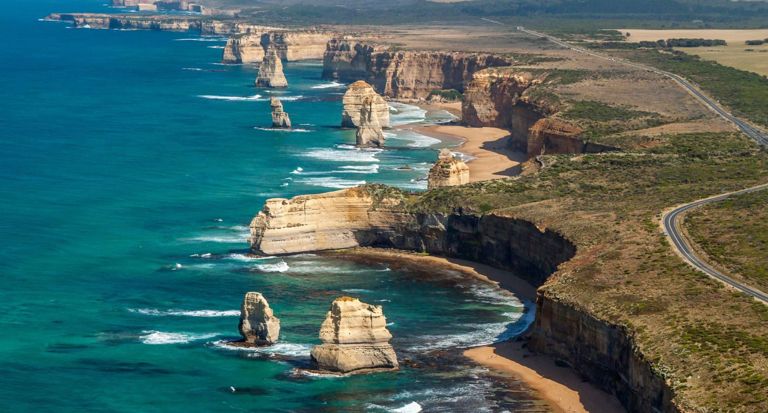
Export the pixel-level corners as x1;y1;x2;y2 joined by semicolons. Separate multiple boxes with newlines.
517;27;768;303
662;184;768;304
517;27;768;146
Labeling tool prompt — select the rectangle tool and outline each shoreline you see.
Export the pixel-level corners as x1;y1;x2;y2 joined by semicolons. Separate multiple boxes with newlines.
326;248;625;413
395;100;528;182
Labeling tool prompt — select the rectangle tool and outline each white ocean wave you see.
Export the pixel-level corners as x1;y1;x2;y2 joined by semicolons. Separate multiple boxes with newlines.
276;95;303;101
174;37;228;42
339;164;380;173
183;225;250;244
254;127;311;133
341;288;373;293
385;130;441;148
389;102;427;126
140;331;218;345
198;94;263;102
254;261;290;273
392;402;423;413
207;45;225;49
302;146;382;163
129;308;240;317
311;81;345;89
295;177;366;189
226;253;274;262
211;340;311;357
182;67;205;72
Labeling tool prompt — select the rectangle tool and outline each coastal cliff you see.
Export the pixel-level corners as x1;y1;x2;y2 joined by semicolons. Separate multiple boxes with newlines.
223;31;336;63
46;13;268;35
248;186;681;412
463;67;615;157
322;40;511;99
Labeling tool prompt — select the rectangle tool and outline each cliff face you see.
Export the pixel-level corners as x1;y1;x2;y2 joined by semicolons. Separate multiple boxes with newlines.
223;31;336;63
46;13;266;35
249;186;680;412
322;40;511;99
463;68;615;157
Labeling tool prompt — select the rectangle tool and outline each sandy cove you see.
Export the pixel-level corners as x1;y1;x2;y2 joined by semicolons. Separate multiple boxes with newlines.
395;101;527;182
328;248;625;413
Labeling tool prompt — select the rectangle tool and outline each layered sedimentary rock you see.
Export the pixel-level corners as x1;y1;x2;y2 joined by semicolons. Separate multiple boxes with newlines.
46;13;266;35
427;149;470;189
463;67;615;157
341;81;390;128
310;297;398;373
238;292;280;345
355;97;385;147
255;47;288;88
223;30;335;63
248;186;680;411
270;97;291;129
322;40;511;99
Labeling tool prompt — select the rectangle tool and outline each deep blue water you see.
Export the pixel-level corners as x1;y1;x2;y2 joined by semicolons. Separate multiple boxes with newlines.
0;1;537;411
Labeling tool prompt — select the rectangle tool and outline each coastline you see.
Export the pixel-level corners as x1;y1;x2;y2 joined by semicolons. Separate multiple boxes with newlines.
326;248;625;413
396;101;528;182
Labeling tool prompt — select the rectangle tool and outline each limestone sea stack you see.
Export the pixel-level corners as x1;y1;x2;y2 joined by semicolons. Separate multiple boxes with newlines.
342;80;390;128
310;297;398;373
238;292;280;346
270;97;292;129
427;149;470;189
255;46;288;88
355;96;385;147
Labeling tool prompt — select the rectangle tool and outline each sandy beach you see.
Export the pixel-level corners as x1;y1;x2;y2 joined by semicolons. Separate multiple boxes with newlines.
395;102;527;182
329;248;625;413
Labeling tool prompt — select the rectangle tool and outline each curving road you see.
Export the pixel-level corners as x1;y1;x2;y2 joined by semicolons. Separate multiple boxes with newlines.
517;27;768;146
662;184;768;304
516;26;768;303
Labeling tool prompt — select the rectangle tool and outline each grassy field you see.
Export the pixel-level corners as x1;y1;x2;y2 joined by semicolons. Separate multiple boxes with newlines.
686;190;768;292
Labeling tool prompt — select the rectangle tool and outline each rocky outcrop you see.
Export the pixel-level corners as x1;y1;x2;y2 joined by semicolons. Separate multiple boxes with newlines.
255;47;288;88
355;97;385;147
238;292;280;345
428;149;470;189
342;81;390;128
310;297;398;373
463;68;616;157
46;13;267;35
249;186;680;411
223;30;336;64
270;97;292;129
322;40;511;99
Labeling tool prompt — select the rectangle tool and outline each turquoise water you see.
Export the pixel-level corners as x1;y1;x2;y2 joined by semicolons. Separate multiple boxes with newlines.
0;1;536;411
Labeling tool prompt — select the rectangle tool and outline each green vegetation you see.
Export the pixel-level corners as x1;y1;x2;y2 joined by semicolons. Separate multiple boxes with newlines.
404;130;768;411
686;189;768;291
562;100;654;122
427;89;463;102
745;39;766;46
615;49;768;127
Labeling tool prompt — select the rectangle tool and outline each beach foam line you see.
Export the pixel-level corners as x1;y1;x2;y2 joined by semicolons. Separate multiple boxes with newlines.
385;130;441;148
129;308;240;317
389;102;428;126
140;331;218;345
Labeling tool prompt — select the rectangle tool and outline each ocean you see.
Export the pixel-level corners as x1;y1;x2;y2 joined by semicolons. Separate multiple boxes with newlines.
0;1;536;411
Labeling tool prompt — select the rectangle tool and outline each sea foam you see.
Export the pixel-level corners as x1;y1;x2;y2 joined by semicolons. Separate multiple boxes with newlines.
129;308;240;317
140;331;218;345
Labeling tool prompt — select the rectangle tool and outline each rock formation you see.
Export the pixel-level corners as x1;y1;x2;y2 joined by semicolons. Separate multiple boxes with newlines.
270;97;292;129
462;67;615;158
310;297;398;373
355;96;385;147
322;40;511;99
238;292;280;345
255;46;288;88
223;30;335;64
342;81;390;128
427;149;470;189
